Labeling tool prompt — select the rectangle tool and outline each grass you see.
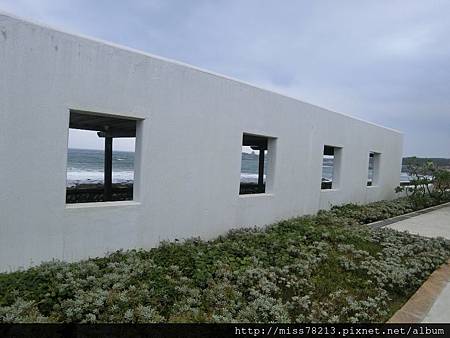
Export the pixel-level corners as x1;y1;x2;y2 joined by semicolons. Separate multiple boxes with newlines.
1;197;449;323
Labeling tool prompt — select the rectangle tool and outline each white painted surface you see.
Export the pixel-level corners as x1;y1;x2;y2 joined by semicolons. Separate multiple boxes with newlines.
0;13;403;271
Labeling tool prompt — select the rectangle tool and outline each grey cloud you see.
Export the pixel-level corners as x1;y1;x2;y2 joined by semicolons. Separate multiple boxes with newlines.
1;0;449;156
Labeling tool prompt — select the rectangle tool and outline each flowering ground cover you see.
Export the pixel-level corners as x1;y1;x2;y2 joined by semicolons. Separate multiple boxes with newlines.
1;197;449;323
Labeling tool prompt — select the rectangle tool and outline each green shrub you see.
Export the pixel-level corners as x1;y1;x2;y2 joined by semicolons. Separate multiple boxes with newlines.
1;198;449;323
321;197;415;224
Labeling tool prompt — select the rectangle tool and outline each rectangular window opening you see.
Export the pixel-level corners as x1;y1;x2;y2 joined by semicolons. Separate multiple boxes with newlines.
240;134;271;195
66;110;138;204
321;145;341;190
367;152;381;186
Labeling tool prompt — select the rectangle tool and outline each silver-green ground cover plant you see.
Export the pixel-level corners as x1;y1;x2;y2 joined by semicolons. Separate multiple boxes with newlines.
1;197;449;323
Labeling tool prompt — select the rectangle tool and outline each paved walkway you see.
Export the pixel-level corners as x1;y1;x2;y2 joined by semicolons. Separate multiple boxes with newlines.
423;284;450;322
388;204;450;239
387;204;450;323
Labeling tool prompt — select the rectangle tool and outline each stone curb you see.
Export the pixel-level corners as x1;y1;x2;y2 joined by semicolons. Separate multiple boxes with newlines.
367;202;450;229
388;259;450;323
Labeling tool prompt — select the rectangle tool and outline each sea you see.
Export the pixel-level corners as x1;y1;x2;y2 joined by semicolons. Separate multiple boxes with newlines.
67;148;135;187
67;148;411;186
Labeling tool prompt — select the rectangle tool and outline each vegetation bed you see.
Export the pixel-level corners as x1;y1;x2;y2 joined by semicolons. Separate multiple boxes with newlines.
1;197;450;323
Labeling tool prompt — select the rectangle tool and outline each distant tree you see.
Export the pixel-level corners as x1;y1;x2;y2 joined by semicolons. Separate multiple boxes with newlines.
402;157;450;167
396;157;450;208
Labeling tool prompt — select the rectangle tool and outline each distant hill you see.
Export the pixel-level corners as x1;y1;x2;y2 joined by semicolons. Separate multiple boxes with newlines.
402;157;450;168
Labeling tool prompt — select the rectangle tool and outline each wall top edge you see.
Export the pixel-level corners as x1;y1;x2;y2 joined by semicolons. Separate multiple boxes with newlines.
0;11;402;135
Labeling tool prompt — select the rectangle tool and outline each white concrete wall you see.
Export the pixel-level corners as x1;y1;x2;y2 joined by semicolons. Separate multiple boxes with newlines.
0;13;403;271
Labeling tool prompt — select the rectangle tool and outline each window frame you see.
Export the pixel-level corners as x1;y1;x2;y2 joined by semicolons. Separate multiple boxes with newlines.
321;145;343;190
65;109;142;205
367;151;381;187
239;132;276;196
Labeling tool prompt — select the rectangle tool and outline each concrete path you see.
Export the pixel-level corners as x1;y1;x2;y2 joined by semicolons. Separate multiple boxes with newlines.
423;283;450;322
388;205;450;239
387;204;450;323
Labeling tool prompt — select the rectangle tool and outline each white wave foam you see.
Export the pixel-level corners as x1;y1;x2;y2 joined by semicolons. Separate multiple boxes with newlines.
66;170;134;187
240;172;266;183
68;170;267;186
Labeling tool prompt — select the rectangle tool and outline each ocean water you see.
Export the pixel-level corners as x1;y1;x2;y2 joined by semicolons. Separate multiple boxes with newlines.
67;148;134;187
240;152;267;183
240;154;413;183
67;148;411;186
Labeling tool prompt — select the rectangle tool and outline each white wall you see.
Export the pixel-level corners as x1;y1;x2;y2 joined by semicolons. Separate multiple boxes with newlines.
0;14;403;271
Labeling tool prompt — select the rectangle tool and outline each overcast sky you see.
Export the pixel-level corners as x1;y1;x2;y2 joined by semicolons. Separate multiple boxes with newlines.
1;0;449;156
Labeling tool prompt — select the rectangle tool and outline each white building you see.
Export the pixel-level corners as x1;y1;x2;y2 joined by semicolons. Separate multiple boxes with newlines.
0;13;403;271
